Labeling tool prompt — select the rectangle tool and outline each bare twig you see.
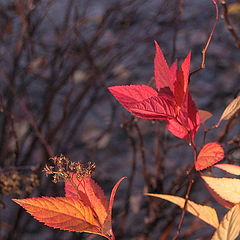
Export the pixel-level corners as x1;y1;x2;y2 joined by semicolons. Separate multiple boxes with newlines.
190;0;219;77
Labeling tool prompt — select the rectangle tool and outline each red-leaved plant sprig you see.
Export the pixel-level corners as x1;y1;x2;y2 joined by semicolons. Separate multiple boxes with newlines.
108;41;200;144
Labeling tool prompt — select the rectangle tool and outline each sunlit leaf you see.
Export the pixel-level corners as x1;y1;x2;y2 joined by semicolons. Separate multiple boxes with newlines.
202;176;240;205
14;175;126;240
214;164;240;176
204;181;234;209
13;197;102;235
108;41;200;142
195;142;224;171
109;85;176;119
146;193;219;228
65;174;108;225
212;204;240;240
154;40;171;91
216;96;240;127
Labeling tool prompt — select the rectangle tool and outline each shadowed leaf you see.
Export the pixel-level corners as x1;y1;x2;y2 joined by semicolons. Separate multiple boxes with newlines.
199;110;213;124
214;164;240;176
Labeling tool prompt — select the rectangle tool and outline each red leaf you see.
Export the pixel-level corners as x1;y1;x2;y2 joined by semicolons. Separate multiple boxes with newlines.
166;118;189;139
185;94;200;141
174;52;191;108
65;174;108;225
166;94;200;141
195;142;224;171
109;85;176;119
154;41;172;91
108;85;158;104
108;177;126;217
127;95;176;119
108;41;200;142
103;177;126;239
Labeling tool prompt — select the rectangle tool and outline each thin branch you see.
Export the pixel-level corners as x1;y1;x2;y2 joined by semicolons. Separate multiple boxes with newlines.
134;121;150;189
190;0;219;77
3;74;54;158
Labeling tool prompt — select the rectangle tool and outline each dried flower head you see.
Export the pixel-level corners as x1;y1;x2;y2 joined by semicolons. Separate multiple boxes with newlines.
43;155;96;183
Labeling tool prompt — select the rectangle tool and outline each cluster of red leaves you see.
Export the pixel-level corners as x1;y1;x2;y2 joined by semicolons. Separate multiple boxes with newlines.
13;174;126;240
108;41;200;143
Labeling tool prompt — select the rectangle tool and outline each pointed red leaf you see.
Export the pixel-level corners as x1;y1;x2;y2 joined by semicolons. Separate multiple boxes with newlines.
108;177;126;216
103;177;126;240
109;85;176;119
186;94;200;141
108;85;158;103
174;52;191;108
195;142;224;171
154;41;172;91
65;174;108;225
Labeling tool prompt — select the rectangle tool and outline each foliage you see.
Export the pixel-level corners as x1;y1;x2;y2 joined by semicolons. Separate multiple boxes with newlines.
0;0;239;239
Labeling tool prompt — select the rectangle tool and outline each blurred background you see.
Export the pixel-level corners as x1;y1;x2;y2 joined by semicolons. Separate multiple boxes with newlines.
0;0;239;239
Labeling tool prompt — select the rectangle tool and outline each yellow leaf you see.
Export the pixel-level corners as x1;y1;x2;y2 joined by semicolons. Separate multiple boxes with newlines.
214;164;240;176
146;193;219;228
212;204;240;240
202;176;240;204
217;96;240;126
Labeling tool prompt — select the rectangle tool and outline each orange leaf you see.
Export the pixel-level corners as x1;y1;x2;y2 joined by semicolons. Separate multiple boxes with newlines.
214;164;240;176
195;142;224;171
199;110;213;124
202;176;240;206
103;177;126;239
146;193;219;228
212;204;240;240
65;174;108;225
109;177;126;217
14;176;126;240
13;197;106;236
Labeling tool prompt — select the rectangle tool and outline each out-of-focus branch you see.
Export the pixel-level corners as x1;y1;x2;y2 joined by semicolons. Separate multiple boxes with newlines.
220;0;240;48
3;73;54;158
